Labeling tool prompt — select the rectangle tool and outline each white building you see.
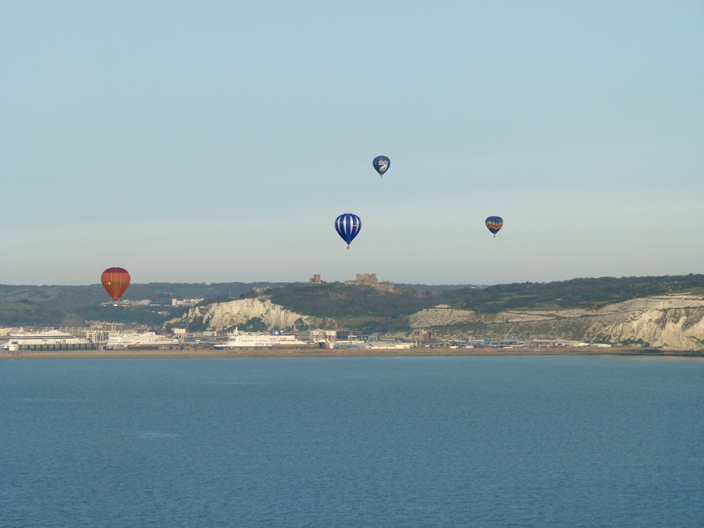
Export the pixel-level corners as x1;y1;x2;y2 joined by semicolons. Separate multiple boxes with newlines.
104;332;179;350
214;329;307;349
172;298;204;307
3;330;90;351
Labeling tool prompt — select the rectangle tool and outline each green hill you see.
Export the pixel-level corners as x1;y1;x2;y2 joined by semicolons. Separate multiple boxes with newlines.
441;274;704;312
0;299;64;327
0;282;280;327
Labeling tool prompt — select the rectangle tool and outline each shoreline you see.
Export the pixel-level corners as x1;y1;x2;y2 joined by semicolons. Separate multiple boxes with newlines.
1;347;702;360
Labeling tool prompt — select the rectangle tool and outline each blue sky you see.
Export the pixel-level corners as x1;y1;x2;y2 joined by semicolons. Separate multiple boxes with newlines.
1;1;702;285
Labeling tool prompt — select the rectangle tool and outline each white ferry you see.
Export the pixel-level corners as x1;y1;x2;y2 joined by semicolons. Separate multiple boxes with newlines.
104;332;179;350
3;330;90;351
214;329;306;349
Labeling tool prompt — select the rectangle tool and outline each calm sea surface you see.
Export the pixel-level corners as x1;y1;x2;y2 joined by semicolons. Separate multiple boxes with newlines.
1;356;703;527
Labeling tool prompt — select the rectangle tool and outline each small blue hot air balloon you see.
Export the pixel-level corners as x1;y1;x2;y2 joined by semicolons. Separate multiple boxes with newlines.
372;156;390;178
335;213;362;249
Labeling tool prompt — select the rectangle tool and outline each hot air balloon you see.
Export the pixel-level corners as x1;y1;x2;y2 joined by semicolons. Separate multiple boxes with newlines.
335;213;362;249
101;267;131;305
485;216;504;237
372;156;390;178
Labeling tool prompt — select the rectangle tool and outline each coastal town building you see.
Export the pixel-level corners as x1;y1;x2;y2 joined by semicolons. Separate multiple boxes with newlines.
120;299;151;307
419;330;432;342
172;298;203;307
90;321;124;332
102;299;152;307
104;331;179;350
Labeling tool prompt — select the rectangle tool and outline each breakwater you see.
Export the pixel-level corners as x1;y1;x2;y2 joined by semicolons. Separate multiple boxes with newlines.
2;346;699;360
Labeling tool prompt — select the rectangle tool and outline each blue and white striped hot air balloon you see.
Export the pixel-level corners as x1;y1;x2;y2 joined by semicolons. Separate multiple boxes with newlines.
335;213;362;249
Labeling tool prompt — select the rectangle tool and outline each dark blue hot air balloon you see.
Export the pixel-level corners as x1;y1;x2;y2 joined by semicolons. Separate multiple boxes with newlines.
335;213;362;248
372;156;390;178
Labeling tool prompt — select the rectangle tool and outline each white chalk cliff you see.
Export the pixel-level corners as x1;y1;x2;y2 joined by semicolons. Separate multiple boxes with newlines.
586;294;704;350
409;294;704;351
166;298;309;331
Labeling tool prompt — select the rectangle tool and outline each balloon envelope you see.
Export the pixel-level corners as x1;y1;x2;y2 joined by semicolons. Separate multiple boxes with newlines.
335;213;362;247
485;216;504;236
372;156;390;178
101;267;131;303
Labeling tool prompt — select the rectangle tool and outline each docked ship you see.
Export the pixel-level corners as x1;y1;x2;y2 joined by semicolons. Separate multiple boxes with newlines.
104;332;179;350
3;330;90;351
214;329;306;349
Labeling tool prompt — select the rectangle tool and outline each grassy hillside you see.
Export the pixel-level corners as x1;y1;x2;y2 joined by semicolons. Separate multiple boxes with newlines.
442;274;704;312
0;282;280;327
267;283;432;318
0;300;64;327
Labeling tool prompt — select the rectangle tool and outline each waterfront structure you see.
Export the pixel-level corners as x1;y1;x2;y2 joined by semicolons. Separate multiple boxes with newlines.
296;329;337;348
345;273;394;292
104;332;179;350
3;330;91;352
55;321;152;344
214;329;307;349
365;341;413;349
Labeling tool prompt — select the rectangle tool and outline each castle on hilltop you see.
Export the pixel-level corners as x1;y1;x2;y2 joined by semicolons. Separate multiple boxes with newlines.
345;273;394;292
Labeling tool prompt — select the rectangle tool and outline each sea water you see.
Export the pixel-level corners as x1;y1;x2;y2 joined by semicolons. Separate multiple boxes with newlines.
1;356;702;527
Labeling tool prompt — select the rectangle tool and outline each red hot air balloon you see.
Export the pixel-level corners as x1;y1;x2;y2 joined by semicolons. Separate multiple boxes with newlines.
101;267;131;305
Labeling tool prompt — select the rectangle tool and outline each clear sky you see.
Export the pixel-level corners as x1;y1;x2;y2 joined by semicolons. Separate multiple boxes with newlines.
1;1;702;285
